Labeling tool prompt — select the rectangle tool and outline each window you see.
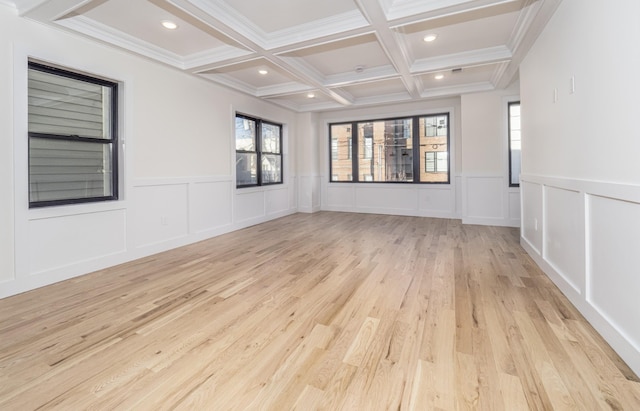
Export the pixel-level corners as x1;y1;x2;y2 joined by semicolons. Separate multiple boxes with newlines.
235;113;282;187
508;102;521;187
28;61;118;208
329;113;450;184
328;123;354;182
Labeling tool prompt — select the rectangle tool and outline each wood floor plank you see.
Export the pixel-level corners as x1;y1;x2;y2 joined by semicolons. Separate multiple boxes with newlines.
0;211;638;410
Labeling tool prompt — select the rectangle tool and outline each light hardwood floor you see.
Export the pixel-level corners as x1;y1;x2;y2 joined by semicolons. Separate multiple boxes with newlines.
1;212;639;410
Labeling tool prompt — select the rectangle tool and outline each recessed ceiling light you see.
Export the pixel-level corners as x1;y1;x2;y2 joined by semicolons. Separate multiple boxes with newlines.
423;34;438;42
258;69;268;75
434;74;444;80
307;93;316;98
161;20;178;30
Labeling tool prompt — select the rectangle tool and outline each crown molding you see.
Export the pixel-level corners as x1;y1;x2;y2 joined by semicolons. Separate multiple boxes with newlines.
324;65;398;87
183;46;255;71
55;15;185;68
421;81;494;98
256;82;312;98
197;72;258;96
353;91;412;107
263;10;370;50
412;45;512;74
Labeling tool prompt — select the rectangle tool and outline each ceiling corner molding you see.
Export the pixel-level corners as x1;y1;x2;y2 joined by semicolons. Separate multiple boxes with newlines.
16;0;89;21
421;81;495;98
353;91;412;107
324;65;398;87
256;82;312;98
55;15;186;68
264;10;370;50
183;46;255;71
198;72;258;96
489;61;509;86
412;45;512;74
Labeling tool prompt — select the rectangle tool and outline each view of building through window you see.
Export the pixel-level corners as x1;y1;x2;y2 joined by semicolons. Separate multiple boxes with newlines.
330;113;449;183
509;102;521;186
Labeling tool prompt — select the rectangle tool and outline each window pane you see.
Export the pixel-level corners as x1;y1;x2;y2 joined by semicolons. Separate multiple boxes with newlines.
29;137;113;203
509;102;521;186
329;124;353;182
236;152;257;185
235;117;256;151
28;68;110;139
419;114;449;183
262;154;282;184
358;118;413;182
262;123;280;154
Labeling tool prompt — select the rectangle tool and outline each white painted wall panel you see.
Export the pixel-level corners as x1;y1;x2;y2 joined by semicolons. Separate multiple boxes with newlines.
588;195;640;352
28;209;126;274
133;184;189;248
544;186;583;293
419;187;453;212
266;187;290;215
235;191;266;222
521;181;542;254
465;176;503;219
508;191;520;223
326;185;355;208
355;186;418;212
190;180;233;233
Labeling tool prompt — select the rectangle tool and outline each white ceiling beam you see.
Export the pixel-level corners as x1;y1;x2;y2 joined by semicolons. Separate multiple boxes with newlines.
354;0;420;99
166;0;356;107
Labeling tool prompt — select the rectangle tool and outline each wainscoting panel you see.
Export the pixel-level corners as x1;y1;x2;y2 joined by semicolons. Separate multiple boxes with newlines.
520;174;640;376
235;190;266;223
462;175;517;226
508;190;521;225
324;183;458;218
133;183;189;249
190;180;233;234
354;186;418;213
326;184;355;209
418;186;453;214
521;180;543;253
544;186;584;294
588;194;640;355
28;209;127;275
266;187;290;216
297;175;321;213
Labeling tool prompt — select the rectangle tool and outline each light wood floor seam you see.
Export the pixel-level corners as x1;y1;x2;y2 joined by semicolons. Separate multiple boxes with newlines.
0;212;638;410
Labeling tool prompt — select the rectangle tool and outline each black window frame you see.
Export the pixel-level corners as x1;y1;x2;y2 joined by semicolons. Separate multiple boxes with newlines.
508;101;521;187
329;113;450;184
235;113;283;188
27;61;119;208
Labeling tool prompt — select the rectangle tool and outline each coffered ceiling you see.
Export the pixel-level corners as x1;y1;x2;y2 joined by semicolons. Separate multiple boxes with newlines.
7;0;561;112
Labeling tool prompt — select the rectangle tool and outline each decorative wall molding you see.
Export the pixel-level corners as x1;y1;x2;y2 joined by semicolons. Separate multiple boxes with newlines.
520;173;640;376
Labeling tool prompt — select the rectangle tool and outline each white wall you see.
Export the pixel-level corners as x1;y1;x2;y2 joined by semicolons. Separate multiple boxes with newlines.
0;5;298;298
296;112;321;213
461;89;520;227
318;98;463;219
520;0;640;376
